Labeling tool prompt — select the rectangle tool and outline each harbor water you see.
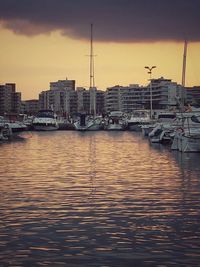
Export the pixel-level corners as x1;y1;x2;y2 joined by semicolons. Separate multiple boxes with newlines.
0;131;200;267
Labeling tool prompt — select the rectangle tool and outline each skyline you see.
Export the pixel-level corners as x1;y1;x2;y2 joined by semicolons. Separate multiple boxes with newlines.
0;0;200;100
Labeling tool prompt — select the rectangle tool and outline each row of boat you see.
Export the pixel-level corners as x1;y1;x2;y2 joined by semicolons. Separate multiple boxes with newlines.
141;110;200;153
1;109;200;153
30;110;154;132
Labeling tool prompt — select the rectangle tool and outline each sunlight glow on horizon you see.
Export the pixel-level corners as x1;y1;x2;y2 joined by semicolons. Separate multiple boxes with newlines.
0;26;200;100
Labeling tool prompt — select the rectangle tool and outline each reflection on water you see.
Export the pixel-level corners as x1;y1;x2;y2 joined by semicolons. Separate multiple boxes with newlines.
0;131;200;266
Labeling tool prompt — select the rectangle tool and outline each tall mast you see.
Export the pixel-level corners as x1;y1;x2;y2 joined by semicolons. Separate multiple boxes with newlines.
90;23;95;88
89;23;96;116
182;40;187;87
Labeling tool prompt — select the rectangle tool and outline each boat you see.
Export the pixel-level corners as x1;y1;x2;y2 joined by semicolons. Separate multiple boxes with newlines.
104;111;127;131
0;116;27;132
172;131;200;152
141;123;155;137
126;110;151;131
171;41;200;152
74;24;103;131
74;113;103;131
32;109;59;131
142;111;176;138
57;117;75;130
171;112;200;152
148;112;177;143
19;114;34;130
0;123;12;141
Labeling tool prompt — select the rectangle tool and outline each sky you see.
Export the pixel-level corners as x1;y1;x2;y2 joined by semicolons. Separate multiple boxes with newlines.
0;0;200;100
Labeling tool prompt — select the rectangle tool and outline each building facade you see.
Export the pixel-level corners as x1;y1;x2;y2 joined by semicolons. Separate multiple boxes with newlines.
21;100;39;115
105;84;146;113
0;83;21;116
76;87;90;114
38;80;105;117
104;78;186;113
186;86;200;106
150;77;185;110
39;79;77;116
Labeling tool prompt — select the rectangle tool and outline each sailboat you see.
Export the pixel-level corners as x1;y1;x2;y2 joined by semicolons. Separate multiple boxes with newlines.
74;24;103;131
171;40;200;152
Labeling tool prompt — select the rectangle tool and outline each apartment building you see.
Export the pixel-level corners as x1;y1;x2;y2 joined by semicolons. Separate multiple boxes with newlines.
104;78;186;113
0;83;21;116
76;87;90;113
151;77;185;109
39;79;77;116
39;83;104;116
186;86;200;106
76;87;104;115
105;84;145;113
21;99;39;115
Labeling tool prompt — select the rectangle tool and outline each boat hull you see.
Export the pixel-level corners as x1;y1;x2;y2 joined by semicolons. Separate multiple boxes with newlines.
74;123;102;131
172;132;200;152
127;123;141;131
105;123;125;131
33;125;59;131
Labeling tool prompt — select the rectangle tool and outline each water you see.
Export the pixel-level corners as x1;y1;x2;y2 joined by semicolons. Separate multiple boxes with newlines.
0;131;200;267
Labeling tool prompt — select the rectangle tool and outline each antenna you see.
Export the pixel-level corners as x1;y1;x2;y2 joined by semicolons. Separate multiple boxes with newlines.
182;40;187;87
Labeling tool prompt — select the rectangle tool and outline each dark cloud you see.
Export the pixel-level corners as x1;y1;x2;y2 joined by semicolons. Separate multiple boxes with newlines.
0;0;199;42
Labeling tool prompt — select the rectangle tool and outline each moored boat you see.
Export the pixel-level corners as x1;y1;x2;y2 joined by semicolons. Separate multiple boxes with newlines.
126;110;151;131
74;113;103;131
171;113;200;152
0;116;27;132
32;110;59;131
104;111;127;131
0;124;12;141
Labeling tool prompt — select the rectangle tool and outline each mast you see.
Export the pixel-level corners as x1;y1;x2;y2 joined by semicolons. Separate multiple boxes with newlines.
182;40;187;87
90;23;95;88
89;23;96;116
179;40;188;111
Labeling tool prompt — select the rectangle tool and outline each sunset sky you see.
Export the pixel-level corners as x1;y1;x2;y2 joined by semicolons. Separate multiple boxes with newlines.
0;0;200;100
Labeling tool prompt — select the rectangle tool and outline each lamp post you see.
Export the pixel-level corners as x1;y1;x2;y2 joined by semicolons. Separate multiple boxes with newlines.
144;66;156;119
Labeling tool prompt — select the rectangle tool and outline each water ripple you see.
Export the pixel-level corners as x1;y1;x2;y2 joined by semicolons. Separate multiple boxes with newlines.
0;131;200;266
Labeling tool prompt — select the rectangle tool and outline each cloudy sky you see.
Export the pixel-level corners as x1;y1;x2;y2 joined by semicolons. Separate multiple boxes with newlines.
0;0;200;99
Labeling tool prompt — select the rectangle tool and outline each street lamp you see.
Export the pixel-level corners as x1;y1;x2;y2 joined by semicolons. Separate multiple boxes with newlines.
144;66;156;119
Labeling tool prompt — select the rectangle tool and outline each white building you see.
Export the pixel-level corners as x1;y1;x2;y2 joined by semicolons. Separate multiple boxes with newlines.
105;78;186;113
49;79;76;115
105;84;145;113
39;78;76;116
151;77;185;109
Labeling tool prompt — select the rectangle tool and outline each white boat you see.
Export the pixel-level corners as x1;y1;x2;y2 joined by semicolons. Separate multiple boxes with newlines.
104;111;127;131
142;111;176;140
149;122;179;144
0;116;27;132
74;113;103;131
148;112;177;143
32;110;59;131
171;112;200;152
141;123;155;136
57;117;75;130
74;24;103;132
170;41;200;152
172;131;200;152
126;110;151;131
19;114;34;130
0;124;12;141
